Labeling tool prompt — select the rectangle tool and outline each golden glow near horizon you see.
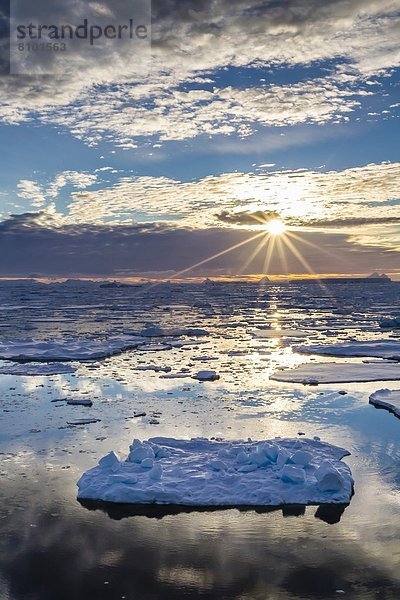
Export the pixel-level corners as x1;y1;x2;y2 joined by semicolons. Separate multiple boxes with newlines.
266;219;286;236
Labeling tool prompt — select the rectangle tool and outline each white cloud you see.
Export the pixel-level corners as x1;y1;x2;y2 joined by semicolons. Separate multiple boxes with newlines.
38;78;366;147
17;180;47;207
36;162;398;253
16;171;97;211
0;0;399;144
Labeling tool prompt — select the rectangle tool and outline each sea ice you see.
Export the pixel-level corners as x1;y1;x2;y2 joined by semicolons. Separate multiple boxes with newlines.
369;389;400;418
379;317;400;329
66;398;93;407
139;327;208;337
296;340;400;361
77;437;354;506
253;329;310;339
68;418;101;426
136;366;172;373
271;362;400;384
0;336;143;362
0;362;75;375
193;370;220;381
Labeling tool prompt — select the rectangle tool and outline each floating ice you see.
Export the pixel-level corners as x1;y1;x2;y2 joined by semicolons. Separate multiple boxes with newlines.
253;329;310;339
369;389;400;418
77;437;354;506
271;362;400;384
136;365;171;373
296;340;400;361
0;336;143;362
0;362;75;375
68;418;101;426
66;398;93;407
379;317;400;329
193;370;220;381
139;327;208;337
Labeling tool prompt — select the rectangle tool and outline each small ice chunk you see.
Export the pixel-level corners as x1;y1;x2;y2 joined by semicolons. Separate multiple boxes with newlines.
315;462;344;492
128;442;155;464
277;449;290;468
141;458;154;469
67;418;100;425
154;446;170;459
193;370;220;381
236;451;251;465
250;449;270;467
290;450;312;467
67;398;93;406
281;465;306;484
99;451;120;471
263;444;279;462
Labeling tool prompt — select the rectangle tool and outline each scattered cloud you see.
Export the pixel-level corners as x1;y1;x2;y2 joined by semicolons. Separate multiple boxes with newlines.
44;162;400;245
17;180;47;208
0;0;399;145
16;171;97;211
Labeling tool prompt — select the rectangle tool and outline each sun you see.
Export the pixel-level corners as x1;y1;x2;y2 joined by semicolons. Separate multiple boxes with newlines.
266;219;286;236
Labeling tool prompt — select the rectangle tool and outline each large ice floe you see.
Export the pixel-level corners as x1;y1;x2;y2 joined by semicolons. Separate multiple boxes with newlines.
0;336;143;362
271;362;400;384
369;389;400;418
296;340;400;360
77;437;354;506
0;362;75;375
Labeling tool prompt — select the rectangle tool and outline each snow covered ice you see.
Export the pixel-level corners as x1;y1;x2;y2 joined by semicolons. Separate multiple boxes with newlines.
0;362;75;375
296;340;400;360
77;437;354;506
193;370;220;381
271;362;400;384
369;389;400;418
0;336;143;362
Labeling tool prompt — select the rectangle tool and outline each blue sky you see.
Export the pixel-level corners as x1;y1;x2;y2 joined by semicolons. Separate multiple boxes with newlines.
0;0;399;279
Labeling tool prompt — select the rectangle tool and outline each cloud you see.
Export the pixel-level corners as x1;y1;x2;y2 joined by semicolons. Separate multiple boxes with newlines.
0;0;399;144
17;180;47;208
300;216;400;228
1;211;399;278
216;209;280;226
25;162;397;247
16;171;97;211
7;163;399;254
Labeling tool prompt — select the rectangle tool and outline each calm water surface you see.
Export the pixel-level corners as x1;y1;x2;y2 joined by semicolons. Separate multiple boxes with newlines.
0;281;399;599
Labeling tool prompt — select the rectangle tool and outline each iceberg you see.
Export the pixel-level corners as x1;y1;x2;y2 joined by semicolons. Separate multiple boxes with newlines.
369;389;400;418
77;437;354;507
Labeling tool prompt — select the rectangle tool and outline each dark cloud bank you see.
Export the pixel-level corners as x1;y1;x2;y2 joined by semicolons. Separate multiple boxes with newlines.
1;212;399;278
